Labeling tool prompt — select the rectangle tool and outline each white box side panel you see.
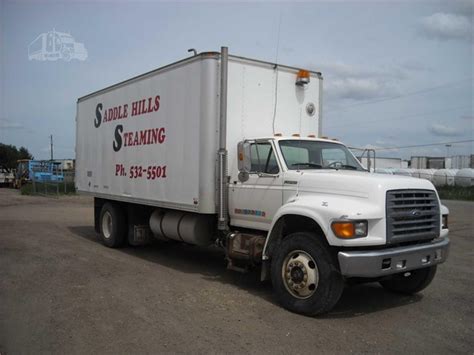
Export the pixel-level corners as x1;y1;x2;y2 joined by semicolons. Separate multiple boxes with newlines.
226;59;321;177
76;58;219;213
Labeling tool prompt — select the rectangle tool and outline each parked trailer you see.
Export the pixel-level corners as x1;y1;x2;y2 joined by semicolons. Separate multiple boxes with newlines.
76;48;450;315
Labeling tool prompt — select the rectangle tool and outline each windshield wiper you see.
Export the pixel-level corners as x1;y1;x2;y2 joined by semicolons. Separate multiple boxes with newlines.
290;162;322;169
325;164;359;170
340;164;358;170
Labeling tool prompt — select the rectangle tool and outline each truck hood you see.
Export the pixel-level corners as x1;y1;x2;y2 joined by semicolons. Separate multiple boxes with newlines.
294;170;436;199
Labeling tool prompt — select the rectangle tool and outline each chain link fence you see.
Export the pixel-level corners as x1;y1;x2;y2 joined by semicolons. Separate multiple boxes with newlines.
29;165;75;196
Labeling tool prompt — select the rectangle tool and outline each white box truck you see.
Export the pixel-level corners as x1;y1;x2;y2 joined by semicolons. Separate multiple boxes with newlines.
76;47;450;315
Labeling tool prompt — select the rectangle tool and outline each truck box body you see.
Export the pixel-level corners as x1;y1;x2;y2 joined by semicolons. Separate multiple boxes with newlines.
76;53;321;213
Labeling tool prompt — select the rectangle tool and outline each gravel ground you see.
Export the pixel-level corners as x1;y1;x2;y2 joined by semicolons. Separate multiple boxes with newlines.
0;188;472;354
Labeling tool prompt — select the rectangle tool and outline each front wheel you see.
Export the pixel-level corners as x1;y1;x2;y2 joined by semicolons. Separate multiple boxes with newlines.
380;266;437;294
271;232;344;316
62;48;71;62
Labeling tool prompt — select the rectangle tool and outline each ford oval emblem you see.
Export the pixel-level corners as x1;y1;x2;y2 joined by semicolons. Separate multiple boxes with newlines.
411;209;422;217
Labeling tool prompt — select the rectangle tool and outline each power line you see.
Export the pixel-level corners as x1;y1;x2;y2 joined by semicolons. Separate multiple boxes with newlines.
373;139;474;151
326;77;472;113
325;105;471;128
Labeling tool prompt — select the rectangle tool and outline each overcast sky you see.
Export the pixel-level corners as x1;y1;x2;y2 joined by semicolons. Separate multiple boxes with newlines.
0;0;472;160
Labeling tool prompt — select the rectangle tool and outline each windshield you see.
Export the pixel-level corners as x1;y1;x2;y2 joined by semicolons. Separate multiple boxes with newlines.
279;140;365;171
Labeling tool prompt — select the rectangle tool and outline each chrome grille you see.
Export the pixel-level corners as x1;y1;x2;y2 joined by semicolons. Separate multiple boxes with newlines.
386;189;440;244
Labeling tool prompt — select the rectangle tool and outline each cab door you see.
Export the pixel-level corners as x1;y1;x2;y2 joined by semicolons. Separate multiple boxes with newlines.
229;140;284;231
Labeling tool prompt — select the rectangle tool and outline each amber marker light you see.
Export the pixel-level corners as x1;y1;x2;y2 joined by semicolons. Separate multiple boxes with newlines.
331;221;368;239
331;222;355;238
296;69;310;86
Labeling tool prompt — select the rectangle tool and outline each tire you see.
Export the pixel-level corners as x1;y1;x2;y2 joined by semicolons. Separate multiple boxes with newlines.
99;202;127;248
271;232;344;316
62;49;71;62
380;266;437;295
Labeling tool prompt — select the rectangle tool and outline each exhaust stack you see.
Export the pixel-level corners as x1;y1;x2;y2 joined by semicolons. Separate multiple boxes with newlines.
217;46;229;231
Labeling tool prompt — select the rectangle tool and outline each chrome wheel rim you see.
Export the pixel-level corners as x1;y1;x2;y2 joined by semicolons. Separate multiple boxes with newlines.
282;250;319;299
102;211;113;239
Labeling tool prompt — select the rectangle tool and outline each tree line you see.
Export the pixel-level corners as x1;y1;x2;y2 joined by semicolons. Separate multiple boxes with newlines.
0;143;34;170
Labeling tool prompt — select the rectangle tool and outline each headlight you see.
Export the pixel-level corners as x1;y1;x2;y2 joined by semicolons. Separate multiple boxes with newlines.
442;215;448;229
331;220;368;239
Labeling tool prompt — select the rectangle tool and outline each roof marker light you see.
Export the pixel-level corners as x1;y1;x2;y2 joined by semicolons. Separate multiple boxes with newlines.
296;70;310;86
274;133;283;137
292;133;300;137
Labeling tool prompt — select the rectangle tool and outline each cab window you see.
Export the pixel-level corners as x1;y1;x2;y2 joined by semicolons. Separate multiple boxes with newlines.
279;140;364;171
250;142;279;174
279;145;311;167
322;148;347;166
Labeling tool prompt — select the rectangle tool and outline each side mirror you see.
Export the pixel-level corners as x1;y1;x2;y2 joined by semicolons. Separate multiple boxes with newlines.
237;141;251;182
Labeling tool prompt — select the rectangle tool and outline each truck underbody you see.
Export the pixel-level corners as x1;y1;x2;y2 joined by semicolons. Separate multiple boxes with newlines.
92;195;449;316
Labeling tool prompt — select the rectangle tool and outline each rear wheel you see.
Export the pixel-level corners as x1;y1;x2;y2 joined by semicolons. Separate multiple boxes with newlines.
380;266;437;294
271;232;344;316
99;202;127;248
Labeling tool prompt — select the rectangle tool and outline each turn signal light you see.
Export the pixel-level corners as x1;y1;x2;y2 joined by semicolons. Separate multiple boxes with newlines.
331;221;368;239
332;222;355;238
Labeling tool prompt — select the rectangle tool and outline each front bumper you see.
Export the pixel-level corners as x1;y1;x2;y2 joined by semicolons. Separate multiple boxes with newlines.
338;237;450;278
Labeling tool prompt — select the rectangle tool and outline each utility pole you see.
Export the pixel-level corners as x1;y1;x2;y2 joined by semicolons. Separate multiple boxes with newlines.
445;144;451;158
50;134;54;161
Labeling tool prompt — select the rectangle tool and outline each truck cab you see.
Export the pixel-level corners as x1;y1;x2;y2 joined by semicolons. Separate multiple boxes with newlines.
227;136;449;315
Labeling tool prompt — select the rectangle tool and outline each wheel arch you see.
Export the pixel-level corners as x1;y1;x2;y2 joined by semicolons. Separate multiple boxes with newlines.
263;210;329;261
94;197;106;233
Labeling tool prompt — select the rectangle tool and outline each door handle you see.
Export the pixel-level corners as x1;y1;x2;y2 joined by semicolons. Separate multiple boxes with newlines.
257;173;278;178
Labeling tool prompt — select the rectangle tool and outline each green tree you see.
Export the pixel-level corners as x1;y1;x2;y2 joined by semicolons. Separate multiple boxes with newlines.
18;146;34;160
0;143;34;170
